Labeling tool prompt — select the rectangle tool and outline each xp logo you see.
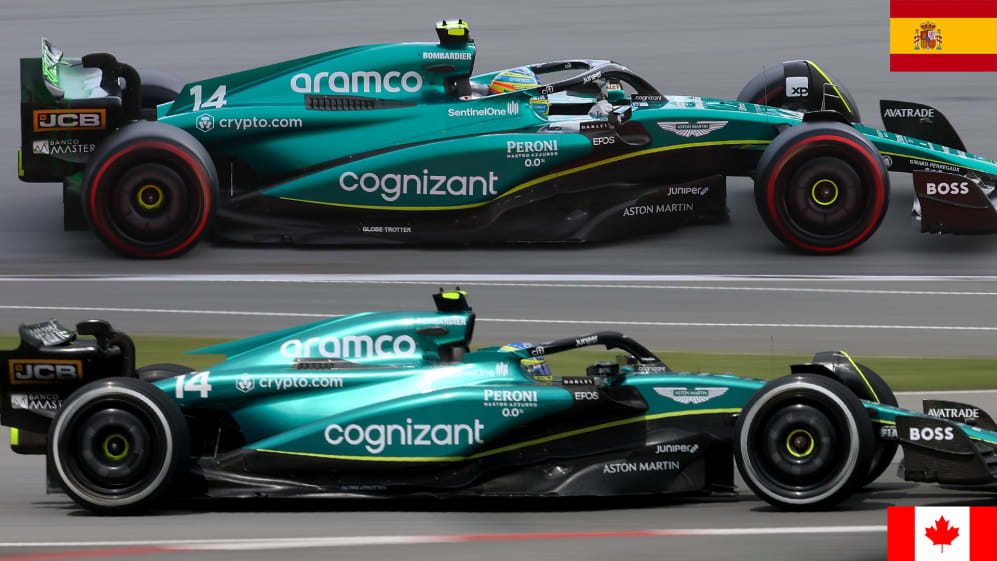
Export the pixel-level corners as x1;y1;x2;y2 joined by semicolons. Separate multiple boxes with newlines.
785;76;809;98
195;114;215;133
9;359;82;384
33;109;105;132
235;373;255;393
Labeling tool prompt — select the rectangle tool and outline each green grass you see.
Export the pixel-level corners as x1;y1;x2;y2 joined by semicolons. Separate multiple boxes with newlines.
3;335;996;391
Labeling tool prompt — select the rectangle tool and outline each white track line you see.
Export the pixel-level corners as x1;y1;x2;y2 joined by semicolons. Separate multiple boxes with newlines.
1;304;997;331
1;274;996;296
4;273;997;282
0;525;887;550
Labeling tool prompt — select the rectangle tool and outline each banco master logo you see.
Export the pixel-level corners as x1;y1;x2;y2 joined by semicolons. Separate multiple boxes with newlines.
653;386;728;405
290;70;423;94
9;359;82;384
339;170;499;202
324;419;485;454
280;334;417;359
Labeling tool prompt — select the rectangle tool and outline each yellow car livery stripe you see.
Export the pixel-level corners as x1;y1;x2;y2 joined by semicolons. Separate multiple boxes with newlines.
280;139;771;212
255;407;741;463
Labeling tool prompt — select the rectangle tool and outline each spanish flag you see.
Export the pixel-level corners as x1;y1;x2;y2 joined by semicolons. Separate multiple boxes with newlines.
890;0;997;71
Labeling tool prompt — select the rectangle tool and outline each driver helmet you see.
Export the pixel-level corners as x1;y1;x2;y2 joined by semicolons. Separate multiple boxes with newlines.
489;67;550;116
499;342;552;378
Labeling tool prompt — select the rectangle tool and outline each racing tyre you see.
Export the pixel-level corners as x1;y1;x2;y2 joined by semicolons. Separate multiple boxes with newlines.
855;363;899;487
734;373;874;510
139;70;185;120
82;121;218;258
137;363;194;383
754;121;889;253
48;377;189;514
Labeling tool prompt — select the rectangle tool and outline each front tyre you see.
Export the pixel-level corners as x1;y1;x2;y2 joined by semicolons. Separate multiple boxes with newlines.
734;374;874;510
82;121;218;258
754;122;889;254
856;362;899;487
48;378;189;514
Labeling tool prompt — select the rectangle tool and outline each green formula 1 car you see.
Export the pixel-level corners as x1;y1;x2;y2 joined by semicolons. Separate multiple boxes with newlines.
3;290;997;513
17;20;997;257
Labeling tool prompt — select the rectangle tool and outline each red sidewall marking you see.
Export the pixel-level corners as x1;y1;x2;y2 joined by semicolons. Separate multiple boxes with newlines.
89;141;211;258
0;547;170;561
765;134;886;253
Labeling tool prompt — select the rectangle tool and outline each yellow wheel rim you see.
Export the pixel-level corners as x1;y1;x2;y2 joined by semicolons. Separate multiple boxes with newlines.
136;184;165;211
786;429;815;458
102;433;130;461
810;179;839;206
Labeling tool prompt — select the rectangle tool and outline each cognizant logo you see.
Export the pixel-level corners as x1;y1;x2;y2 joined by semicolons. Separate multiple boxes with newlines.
339;170;499;202
280;334;417;359
324;419;486;454
290;70;423;94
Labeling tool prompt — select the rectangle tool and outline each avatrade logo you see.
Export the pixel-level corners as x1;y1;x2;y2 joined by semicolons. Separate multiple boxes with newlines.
884;107;934;119
290;70;423;94
280;334;417;359
339;170;499;202
33;109;105;132
324;419;485;454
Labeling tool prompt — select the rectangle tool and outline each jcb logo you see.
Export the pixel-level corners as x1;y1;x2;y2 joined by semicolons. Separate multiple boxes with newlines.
9;359;82;384
33;109;105;132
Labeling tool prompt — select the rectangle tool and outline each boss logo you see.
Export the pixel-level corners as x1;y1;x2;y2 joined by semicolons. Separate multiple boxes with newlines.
592;136;616;146
926;182;970;195
908;426;956;441
33;109;106;132
9;359;82;384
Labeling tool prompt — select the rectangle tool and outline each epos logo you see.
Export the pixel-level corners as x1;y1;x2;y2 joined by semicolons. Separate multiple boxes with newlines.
33;109;105;132
9;359;82;384
926;182;970;196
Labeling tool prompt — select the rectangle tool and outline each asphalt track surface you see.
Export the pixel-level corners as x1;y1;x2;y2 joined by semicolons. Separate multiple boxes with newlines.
3;1;997;560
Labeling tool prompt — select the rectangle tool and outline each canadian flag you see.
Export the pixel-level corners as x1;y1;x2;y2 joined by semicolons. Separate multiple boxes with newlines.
888;507;997;560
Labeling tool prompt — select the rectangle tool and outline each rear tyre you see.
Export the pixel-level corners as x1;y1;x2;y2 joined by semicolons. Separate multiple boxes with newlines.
856;363;899;487
137;363;194;383
754;122;889;254
82;121;218;258
734;374;874;510
139;70;185;120
48;377;189;514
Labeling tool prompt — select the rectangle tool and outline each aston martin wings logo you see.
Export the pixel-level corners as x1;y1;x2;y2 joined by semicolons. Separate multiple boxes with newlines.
657;121;728;138
653;386;729;404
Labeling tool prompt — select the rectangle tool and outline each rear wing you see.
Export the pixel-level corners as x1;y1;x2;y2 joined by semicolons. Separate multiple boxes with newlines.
19;39;140;185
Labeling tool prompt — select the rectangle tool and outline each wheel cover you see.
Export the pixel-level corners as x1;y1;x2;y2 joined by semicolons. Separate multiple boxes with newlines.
810;179;839;206
51;387;174;507
135;184;166;211
739;381;861;505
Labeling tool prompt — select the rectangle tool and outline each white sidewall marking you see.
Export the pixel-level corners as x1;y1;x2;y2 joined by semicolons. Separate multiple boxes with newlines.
738;381;861;506
51;385;174;508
